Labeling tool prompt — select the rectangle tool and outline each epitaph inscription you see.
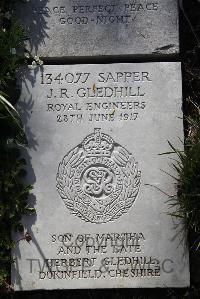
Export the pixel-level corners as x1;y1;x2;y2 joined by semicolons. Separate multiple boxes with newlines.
12;63;189;290
17;0;179;57
57;128;141;223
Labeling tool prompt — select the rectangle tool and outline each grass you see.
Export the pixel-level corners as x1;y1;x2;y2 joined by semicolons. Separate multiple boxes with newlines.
165;101;200;252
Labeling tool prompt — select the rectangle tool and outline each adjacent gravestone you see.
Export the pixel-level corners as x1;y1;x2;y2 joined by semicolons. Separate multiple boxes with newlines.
12;63;189;290
16;0;179;58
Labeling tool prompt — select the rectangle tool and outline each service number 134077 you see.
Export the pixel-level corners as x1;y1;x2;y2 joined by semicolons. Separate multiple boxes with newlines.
41;72;91;85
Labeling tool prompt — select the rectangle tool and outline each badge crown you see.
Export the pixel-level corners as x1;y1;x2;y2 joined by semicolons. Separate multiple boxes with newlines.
83;128;113;157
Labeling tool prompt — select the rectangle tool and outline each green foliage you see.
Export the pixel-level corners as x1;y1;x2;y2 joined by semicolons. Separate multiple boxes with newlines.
0;19;27;88
0;150;34;286
0;92;27;148
166;102;200;251
0;0;34;289
0;1;27;92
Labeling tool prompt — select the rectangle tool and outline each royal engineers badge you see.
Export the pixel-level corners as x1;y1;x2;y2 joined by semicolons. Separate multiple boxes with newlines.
56;128;141;223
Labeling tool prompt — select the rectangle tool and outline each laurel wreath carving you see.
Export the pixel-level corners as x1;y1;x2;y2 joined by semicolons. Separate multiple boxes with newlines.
111;145;141;220
56;147;83;215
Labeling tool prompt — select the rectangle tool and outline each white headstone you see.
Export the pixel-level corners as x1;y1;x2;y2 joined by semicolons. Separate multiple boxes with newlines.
12;63;189;290
16;0;179;58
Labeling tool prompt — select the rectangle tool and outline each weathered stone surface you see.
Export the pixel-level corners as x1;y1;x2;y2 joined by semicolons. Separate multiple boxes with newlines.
12;63;189;290
16;0;179;58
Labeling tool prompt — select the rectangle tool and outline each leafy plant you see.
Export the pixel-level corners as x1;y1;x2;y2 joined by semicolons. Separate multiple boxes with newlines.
0;0;34;290
165;101;200;251
0;91;35;289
